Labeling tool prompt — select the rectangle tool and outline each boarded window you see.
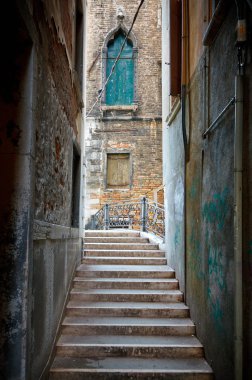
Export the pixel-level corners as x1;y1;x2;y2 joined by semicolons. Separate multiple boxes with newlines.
170;0;182;96
107;153;130;188
106;32;134;105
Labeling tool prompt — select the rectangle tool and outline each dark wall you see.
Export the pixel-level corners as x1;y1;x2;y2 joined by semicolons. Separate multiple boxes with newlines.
0;3;35;379
0;1;84;379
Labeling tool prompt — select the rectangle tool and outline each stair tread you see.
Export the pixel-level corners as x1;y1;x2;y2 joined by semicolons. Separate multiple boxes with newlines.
77;264;174;271
85;237;149;241
83;249;165;253
82;256;166;259
62;316;195;326
51;356;213;372
73;277;178;283
67;301;189;309
84;244;158;249
70;289;183;295
57;335;203;347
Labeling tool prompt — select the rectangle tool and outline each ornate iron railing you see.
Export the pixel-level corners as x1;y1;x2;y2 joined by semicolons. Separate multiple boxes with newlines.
90;197;165;239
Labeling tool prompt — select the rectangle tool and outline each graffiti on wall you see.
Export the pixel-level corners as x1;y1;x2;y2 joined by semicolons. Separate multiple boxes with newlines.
202;187;231;329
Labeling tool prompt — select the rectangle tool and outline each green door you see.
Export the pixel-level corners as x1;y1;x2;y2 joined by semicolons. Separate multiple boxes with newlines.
106;33;134;105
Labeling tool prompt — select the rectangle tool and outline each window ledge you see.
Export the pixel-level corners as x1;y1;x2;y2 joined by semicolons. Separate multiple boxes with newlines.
101;104;138;112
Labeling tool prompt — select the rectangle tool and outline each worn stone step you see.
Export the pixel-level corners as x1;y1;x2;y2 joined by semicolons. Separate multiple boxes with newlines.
82;256;167;265
84;237;150;243
70;289;183;303
61;316;195;336
73;277;179;290
83;249;166;257
85;230;140;237
56;335;204;358
66;301;190;318
76;264;175;279
50;357;213;379
84;243;159;250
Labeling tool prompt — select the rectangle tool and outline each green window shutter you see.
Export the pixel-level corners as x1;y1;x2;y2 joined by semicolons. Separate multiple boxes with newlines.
106;33;134;105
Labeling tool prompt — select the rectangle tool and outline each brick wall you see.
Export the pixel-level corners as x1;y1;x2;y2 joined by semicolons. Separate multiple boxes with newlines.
84;0;162;225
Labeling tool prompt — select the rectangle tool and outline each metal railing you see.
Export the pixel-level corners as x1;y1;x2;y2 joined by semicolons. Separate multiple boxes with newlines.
90;197;165;239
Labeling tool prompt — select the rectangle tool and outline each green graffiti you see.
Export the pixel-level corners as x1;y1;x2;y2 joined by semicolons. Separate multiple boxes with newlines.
208;288;224;328
208;246;226;292
189;177;199;200
202;188;230;231
188;223;204;280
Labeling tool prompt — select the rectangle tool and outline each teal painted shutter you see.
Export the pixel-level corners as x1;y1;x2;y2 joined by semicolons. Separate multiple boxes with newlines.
106;33;134;105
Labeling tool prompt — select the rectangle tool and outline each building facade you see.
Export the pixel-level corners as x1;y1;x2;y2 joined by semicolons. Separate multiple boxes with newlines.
84;0;163;225
0;1;86;378
162;0;252;379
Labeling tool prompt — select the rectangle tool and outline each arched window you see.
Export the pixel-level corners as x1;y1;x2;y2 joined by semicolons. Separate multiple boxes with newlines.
105;31;134;105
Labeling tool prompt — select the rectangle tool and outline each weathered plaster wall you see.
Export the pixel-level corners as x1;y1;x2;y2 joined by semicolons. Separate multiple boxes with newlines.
186;43;235;380
162;1;252;378
163;111;185;292
0;1;85;379
243;8;252;378
162;0;185;292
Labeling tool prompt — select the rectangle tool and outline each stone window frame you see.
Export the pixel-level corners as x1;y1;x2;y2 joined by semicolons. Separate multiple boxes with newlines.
101;24;138;111
104;149;133;191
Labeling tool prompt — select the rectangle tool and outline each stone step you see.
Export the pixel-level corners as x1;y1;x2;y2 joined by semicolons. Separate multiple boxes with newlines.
73;277;179;290
50;357;213;380
56;335;204;358
66;301;190;318
84;237;150;243
84;243;159;250
50;357;213;379
76;264;175;279
82;256;167;265
83;249;166;257
61;316;196;336
70;289;183;303
85;230;141;237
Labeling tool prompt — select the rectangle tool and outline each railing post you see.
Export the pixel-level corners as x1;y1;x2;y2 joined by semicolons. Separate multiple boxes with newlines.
141;197;147;232
104;203;109;230
91;215;95;230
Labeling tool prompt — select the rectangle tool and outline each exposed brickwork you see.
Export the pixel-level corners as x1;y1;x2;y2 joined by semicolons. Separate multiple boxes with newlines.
85;0;162;224
86;0;162;117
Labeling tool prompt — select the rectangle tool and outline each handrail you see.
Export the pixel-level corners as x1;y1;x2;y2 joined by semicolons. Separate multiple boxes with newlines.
203;97;235;138
90;197;165;240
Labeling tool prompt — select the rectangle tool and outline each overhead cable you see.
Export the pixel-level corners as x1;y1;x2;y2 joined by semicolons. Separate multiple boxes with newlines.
86;0;145;117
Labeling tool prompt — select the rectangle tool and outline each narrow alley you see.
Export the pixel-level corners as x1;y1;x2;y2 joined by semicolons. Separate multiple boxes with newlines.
0;1;251;380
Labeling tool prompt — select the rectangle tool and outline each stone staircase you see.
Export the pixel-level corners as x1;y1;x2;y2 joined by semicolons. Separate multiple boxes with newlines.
49;230;213;379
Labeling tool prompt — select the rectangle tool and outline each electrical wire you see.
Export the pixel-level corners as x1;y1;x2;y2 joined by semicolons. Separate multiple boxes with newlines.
86;0;145;117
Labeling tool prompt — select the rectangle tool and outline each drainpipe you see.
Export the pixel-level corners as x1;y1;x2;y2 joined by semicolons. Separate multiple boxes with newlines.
234;2;246;378
181;0;188;297
234;73;243;380
181;0;188;153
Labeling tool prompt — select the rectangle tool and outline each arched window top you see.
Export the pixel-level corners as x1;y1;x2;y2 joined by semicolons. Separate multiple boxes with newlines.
107;31;133;58
103;24;137;49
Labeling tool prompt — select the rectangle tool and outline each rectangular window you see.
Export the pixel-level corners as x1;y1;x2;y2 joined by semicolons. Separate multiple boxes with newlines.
107;153;130;188
170;0;182;96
